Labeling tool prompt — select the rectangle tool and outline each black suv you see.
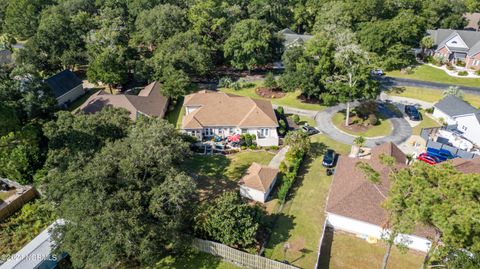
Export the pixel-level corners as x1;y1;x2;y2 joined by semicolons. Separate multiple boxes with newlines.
404;105;422;121
322;149;336;167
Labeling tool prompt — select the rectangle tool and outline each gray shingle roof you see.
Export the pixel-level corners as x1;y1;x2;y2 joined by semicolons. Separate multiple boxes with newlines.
428;29;480;56
0;49;12;65
278;28;313;47
45;70;83;98
434;95;479;117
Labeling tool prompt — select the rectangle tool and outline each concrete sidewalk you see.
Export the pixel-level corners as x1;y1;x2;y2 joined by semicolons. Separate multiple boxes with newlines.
268;146;289;169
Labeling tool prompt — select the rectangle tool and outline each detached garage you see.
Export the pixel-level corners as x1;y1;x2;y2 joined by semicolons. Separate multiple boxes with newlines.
239;163;279;203
45;70;84;107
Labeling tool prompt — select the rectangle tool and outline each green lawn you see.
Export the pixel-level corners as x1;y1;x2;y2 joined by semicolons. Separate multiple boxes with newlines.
387;86;480;109
68;88;101;112
183;151;275;200
388;64;480;88
165;97;185;128
264;135;350;268
322;232;424;269
168;252;241;269
331;112;393;138
412;112;441;135
220;82;326;111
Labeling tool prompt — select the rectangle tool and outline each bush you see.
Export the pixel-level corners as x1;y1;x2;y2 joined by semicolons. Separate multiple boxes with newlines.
249;145;256;150
456;60;466;67
320;92;337;106
458;71;468;76
446;64;455;71
264;72;277;88
241;145;246;150
269;146;279;151
279;161;288;173
218;77;233;88
425;107;434;114
276;106;284;116
476;70;480;76
242;82;256;88
231;81;241;90
292;114;300;125
368;114;378;125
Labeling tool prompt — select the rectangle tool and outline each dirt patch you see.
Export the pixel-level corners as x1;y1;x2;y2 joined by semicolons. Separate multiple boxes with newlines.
289;237;306;252
256;87;286;99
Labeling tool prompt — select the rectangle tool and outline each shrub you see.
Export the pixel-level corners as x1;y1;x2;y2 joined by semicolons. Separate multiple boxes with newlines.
264;72;277;88
244;134;253;146
425;107;434;114
476;70;480;76
279;161;288;173
242;82;256;88
269;146;279;151
320;92;337;106
456;60;466;67
249;145;256;150
292;114;300;125
368;114;378;125
231;81;241;90
218;77;233;88
276;106;284;116
458;71;468;76
241;145;246;150
446;64;455;71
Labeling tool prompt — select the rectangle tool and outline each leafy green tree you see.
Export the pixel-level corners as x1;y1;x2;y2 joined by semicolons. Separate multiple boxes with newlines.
247;0;293;30
0;103;19;136
131;4;188;50
87;46;128;93
158;67;193;98
224;19;272;70
194;191;264;248
0;126;41;184
4;0;50;39
284;130;310;156
48;118;196;268
334;30;378;126
42;108;131;178
263;72;277;88
443;86;464;99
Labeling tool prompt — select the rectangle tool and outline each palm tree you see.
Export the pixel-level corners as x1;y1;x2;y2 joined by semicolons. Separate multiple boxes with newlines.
443;86;464;99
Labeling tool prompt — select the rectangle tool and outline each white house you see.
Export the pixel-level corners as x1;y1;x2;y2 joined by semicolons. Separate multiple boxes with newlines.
433;95;480;146
325;143;434;252
0;220;65;269
181;91;279;147
239;163;279;203
45;70;85;107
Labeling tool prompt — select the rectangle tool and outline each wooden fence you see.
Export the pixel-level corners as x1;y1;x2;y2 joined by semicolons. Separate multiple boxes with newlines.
193;238;299;269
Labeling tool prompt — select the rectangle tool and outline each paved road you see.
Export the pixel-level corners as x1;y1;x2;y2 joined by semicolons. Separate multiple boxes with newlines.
314;102;412;148
379;76;480;95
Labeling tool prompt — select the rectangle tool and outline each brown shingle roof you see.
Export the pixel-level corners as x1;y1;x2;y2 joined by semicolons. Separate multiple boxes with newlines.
450;157;480;174
182;91;278;129
240;163;279;192
79;82;169;119
326;143;407;229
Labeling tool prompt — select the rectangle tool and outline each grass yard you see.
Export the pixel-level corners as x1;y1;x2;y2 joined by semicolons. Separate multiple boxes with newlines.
165;97;185;128
331;112;393;138
168;252;241;269
388;64;480;88
183;151;275;200
220;82;326;111
264;135;350;268
321;232;424;269
68;88;101;112
412;113;441;135
387;87;480;109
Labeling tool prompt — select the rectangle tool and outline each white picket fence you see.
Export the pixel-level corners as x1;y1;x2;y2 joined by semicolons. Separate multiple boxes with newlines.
193;238;299;269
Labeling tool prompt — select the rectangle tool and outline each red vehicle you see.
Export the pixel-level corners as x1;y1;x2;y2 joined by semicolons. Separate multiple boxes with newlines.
417;153;440;165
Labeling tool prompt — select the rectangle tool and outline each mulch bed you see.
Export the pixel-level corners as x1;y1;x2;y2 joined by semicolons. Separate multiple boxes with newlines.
256;87;286;99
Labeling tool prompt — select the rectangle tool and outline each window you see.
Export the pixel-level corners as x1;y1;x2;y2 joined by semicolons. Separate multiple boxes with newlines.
204;128;213;136
260;128;269;137
241;129;248;134
229;128;234;134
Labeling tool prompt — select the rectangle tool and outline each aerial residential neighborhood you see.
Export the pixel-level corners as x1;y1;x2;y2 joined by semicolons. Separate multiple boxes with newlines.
1;1;480;269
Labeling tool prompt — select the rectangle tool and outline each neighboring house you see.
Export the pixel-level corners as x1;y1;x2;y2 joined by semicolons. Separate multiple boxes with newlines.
464;13;480;31
182;91;279;147
45;70;85;106
0;220;66;269
239;163;279;203
278;28;313;54
325;142;434;252
79;81;169;120
426;29;480;70
0;49;12;66
433;95;480;146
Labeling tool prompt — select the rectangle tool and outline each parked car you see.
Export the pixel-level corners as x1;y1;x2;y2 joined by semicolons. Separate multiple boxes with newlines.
322;149;336;167
417;153;440;165
301;125;319;136
370;69;384;76
404;105;422;121
426;148;457;162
